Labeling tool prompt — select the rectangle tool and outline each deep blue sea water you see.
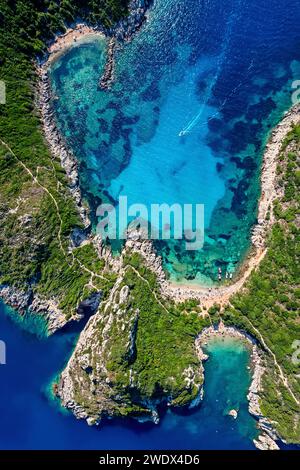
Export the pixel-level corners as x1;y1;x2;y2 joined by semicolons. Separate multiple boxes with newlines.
50;0;300;285
0;301;258;449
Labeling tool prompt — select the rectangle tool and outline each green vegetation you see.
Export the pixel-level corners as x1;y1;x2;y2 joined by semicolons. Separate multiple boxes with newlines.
0;1;130;325
73;244;105;272
121;265;208;405
222;124;300;443
0;1;128;58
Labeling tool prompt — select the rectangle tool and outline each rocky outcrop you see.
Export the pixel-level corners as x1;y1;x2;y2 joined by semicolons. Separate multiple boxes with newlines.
77;291;102;316
58;272;157;424
57;248;204;425
99;38;117;90
99;0;152;90
251;104;300;249
228;409;238;419
124;228;167;286
0;282;103;335
0;285;76;334
0;285;32;313
112;0;153;42
247;346;280;450
254;433;280;451
248;346;266;421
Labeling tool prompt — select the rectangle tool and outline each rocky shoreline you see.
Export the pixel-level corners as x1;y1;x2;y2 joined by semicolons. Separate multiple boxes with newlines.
36;65;90;229
99;38;117;90
36;0;154;223
196;322;280;450
56;257;203;427
0;1;155;333
42;1;152;90
0;285;78;335
113;0;153;42
99;0;153;90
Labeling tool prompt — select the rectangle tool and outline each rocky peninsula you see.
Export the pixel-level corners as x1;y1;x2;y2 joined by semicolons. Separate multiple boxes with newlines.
57;235;205;425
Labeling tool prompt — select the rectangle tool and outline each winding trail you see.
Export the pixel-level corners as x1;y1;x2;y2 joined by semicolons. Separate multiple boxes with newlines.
126;264;170;315
0;138;66;256
0;138;108;290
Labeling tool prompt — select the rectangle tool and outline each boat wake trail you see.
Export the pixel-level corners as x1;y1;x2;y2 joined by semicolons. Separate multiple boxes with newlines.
179;0;249;137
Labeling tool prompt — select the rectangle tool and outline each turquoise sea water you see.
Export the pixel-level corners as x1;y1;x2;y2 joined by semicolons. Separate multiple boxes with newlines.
0;301;258;449
50;0;300;284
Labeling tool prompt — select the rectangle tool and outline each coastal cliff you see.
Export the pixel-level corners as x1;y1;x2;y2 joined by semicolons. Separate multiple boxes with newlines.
222;120;300;444
197;323;280;450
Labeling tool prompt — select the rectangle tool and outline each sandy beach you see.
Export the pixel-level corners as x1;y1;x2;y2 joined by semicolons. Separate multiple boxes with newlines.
45;24;105;65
